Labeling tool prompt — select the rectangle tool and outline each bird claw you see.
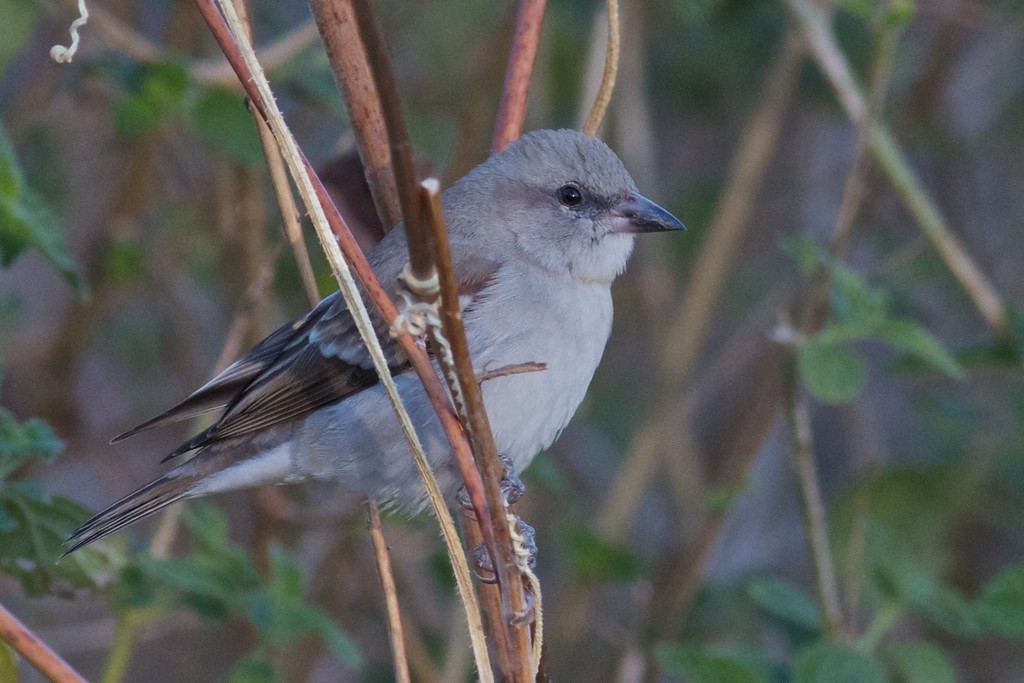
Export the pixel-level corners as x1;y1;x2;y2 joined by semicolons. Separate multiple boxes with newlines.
471;543;497;584
515;519;538;570
510;595;536;626
455;455;526;513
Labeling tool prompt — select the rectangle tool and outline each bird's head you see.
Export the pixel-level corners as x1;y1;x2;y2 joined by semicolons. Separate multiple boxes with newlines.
450;129;684;284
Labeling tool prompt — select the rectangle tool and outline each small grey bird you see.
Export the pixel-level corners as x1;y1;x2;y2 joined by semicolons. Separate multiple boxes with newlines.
67;129;684;553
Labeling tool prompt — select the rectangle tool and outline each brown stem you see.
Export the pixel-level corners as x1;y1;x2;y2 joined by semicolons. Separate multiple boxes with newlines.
368;502;412;683
308;0;403;231
0;601;86;683
492;0;548;153
422;179;535;680
347;0;431;281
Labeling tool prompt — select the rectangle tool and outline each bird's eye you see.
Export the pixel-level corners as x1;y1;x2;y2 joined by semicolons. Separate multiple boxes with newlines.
557;184;583;207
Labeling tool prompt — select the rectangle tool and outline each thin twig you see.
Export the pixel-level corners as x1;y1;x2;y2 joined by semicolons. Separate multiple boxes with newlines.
582;0;620;137
422;179;537;680
308;0;403;230
0;601;86;683
258;120;319;305
368;502;412;683
783;372;845;639
477;361;547;384
492;0;548;153
784;0;1010;339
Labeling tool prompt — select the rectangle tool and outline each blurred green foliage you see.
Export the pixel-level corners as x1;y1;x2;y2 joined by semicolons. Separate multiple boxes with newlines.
0;408;121;596
0;125;85;296
784;236;963;404
115;505;361;678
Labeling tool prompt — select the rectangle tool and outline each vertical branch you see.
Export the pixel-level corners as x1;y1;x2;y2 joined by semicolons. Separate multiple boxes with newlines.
308;0;403;230
492;0;548;153
347;0;431;280
421;179;537;679
581;0;620;137
0;601;86;683
368;502;412;683
783;372;845;639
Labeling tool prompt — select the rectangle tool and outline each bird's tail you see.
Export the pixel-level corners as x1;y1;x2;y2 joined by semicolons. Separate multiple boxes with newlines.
64;441;291;555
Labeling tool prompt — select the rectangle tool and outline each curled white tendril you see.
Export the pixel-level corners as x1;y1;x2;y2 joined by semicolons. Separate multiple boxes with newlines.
508;509;544;673
50;0;90;64
390;263;470;419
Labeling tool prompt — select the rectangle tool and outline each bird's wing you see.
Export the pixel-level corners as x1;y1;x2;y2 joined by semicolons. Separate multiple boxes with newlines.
115;248;501;460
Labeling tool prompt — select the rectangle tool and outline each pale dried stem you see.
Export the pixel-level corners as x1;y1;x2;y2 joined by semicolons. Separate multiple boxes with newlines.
785;0;1010;338
0;601;86;683
257;122;319;305
368;502;412;683
308;0;403;231
492;0;548;153
582;0;620;137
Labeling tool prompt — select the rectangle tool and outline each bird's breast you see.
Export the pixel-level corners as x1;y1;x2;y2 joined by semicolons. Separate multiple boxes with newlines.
465;272;614;475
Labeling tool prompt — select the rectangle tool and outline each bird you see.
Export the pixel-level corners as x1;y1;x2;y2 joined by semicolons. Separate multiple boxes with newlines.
66;129;684;554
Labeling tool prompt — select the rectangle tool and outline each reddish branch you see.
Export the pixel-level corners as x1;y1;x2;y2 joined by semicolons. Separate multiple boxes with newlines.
0;601;86;683
308;0;403;230
491;0;548;153
421;180;534;679
347;0;431;281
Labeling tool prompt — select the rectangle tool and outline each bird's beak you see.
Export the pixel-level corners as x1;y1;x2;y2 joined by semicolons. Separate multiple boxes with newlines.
610;193;686;234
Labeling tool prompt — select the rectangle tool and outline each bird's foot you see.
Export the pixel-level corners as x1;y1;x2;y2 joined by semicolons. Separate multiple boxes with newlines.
468;518;537;584
456;455;525;513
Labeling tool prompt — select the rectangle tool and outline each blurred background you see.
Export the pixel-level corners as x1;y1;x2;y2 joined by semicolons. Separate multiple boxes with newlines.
2;0;1024;681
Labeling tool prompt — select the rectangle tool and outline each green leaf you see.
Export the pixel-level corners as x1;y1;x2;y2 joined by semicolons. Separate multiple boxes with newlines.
830;264;890;332
303;609;363;667
229;656;278;683
879;562;981;636
0;127;86;295
886;641;955;683
874;319;964;379
655;645;770;683
976;562;1024;637
792;642;887;683
564;526;642;583
781;235;829;276
0;484;122;595
114;63;190;136
797;337;868;404
191;88;264;166
747;578;821;632
0;408;63;480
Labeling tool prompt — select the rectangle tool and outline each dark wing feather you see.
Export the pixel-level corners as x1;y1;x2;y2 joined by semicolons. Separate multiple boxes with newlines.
117;240;502;462
112;300;330;442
